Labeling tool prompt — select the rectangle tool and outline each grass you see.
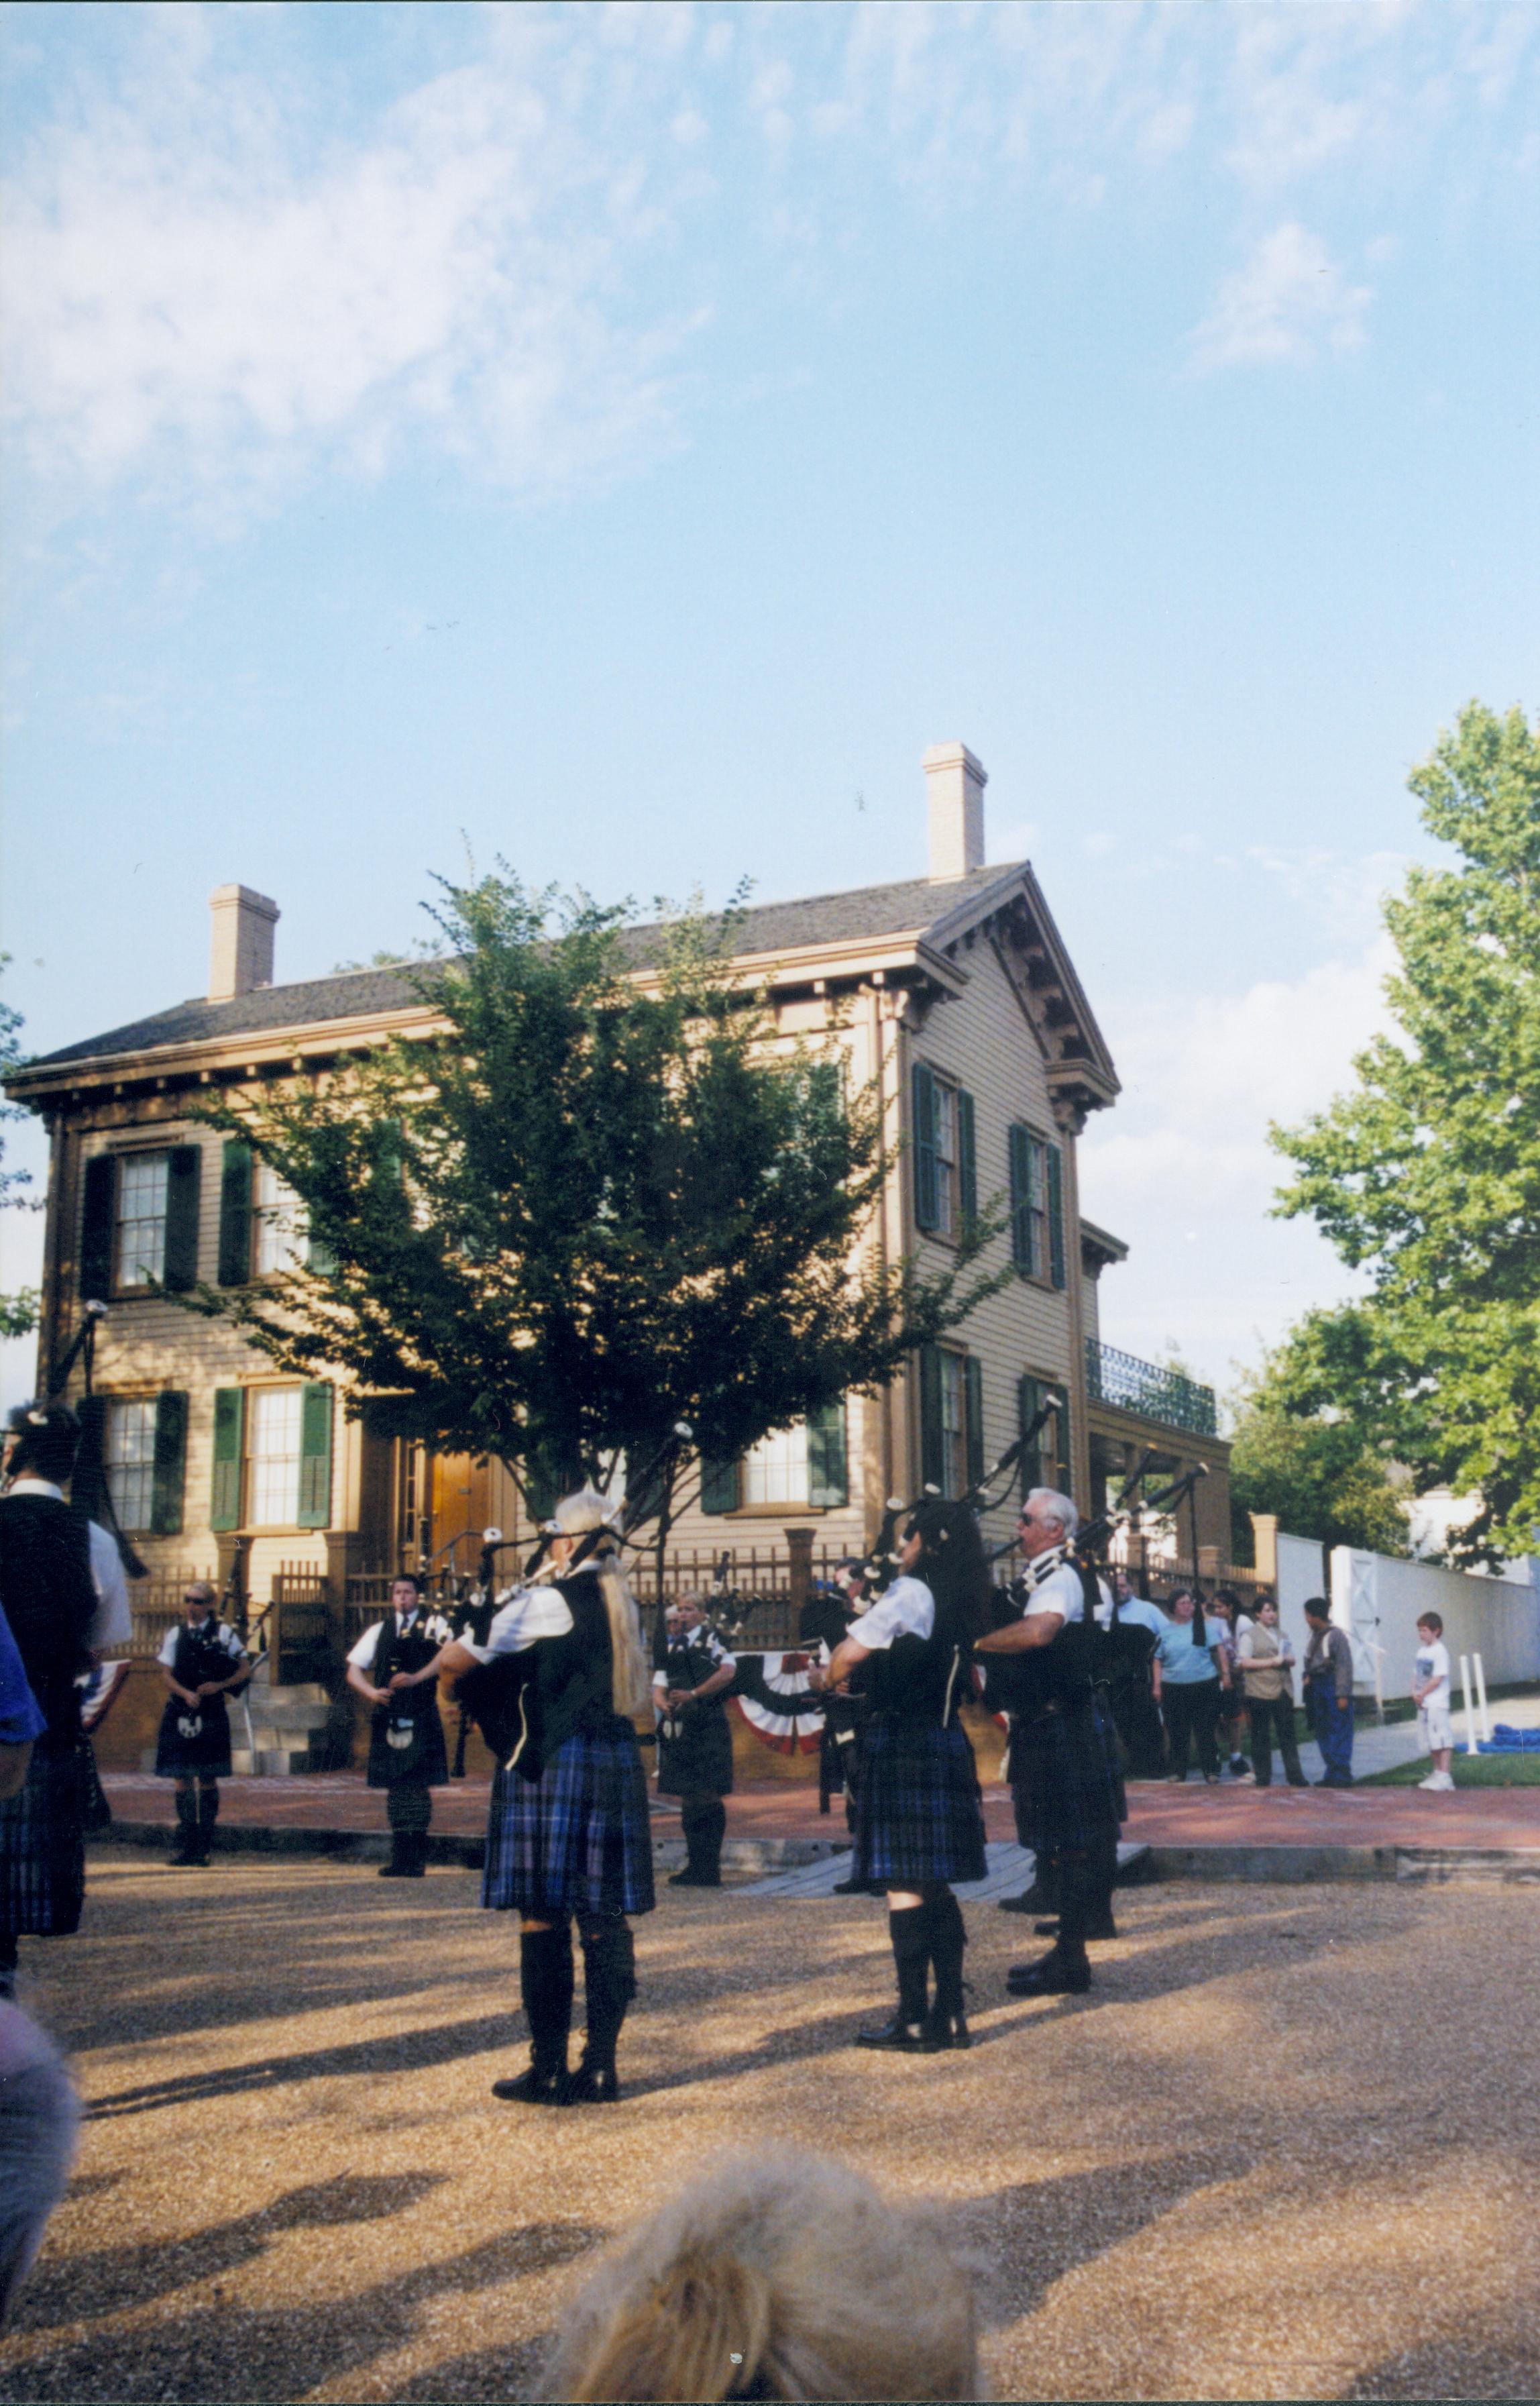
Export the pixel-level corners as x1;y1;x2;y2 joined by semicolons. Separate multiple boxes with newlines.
1358;1750;1540;1788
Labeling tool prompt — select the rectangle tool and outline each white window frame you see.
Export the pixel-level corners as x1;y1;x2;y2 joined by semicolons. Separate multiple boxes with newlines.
740;1422;810;1508
253;1159;308;1277
105;1396;157;1532
114;1152;170;1289
247;1385;303;1527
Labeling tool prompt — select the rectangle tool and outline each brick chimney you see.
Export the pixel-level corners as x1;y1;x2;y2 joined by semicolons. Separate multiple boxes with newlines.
922;743;987;880
209;884;280;1001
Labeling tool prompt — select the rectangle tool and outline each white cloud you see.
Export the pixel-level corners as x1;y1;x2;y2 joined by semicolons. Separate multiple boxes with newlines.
1189;221;1372;370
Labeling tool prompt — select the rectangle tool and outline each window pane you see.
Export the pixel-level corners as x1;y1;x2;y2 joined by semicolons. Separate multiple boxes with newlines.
742;1423;809;1506
115;1153;169;1287
248;1385;302;1524
939;1353;967;1500
106;1398;156;1531
934;1083;955;1235
253;1159;307;1275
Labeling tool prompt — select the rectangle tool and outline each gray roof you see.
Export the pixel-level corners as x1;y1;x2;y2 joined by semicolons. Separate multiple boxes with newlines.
29;863;1023;1071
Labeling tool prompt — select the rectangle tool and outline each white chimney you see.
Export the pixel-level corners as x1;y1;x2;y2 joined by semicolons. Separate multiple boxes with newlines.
209;884;280;1002
922;743;987;880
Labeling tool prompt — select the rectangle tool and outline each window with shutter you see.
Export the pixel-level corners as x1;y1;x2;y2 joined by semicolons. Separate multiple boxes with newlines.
1018;1373;1070;1498
114;1153;170;1288
699;1455;740;1515
1047;1145;1066;1290
72;1395;109;1524
297;1382;334;1528
956;1090;977;1226
806;1400;848;1508
103;1397;155;1530
964;1356;985;1492
163;1147;201;1292
210;1388;245;1531
918;1345;944;1493
80;1155;116;1302
151;1392;188;1536
1008;1124;1032;1272
217;1141;253;1286
1009;1123;1056;1279
912;1063;940;1233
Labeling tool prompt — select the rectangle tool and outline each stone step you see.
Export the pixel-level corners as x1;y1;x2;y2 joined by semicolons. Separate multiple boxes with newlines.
243;1699;333;1735
229;1744;329;1777
246;1679;331;1709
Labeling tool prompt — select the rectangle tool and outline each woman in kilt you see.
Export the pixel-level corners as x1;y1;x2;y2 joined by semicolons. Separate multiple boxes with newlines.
425;1487;655;2107
977;1487;1125;1998
156;1581;249;1868
815;1499;989;2054
345;1574;451;1879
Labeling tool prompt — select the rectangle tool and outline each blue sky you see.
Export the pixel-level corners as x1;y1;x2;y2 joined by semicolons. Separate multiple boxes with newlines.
2;0;1537;1411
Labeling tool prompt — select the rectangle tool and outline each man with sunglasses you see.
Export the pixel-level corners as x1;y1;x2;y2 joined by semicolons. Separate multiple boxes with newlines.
976;1488;1124;1997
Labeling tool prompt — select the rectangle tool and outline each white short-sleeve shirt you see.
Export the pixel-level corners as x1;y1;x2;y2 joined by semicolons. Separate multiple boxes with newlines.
1414;1637;1451;1711
463;1585;575;1661
846;1575;934;1652
157;1620;245;1671
346;1610;452;1673
1021;1557;1095;1626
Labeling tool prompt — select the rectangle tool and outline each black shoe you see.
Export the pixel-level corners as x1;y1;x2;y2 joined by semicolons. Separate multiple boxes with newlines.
1006;1949;1092;1997
557;2059;619;2105
491;2065;565;2105
921;2011;972;2052
998;1884;1054;1915
378;1859;412;1877
854;2015;928;2051
668;1868;720;1887
831;1875;871;1895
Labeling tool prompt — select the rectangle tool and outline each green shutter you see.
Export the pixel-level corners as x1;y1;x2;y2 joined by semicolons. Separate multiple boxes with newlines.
964;1355;985;1492
72;1394;108;1522
956;1090;977;1226
80;1154;115;1300
1018;1375;1042;1499
1008;1124;1032;1272
918;1346;944;1493
1047;1144;1066;1290
217;1141;253;1285
163;1146;201;1291
211;1388;245;1531
297;1381;333;1528
151;1391;188;1536
700;1455;739;1515
1054;1392;1072;1500
912;1063;939;1232
806;1400;848;1509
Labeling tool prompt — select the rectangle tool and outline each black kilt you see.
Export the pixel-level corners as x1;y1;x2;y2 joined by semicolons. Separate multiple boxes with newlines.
0;1738;86;1936
154;1694;233;1779
656;1703;734;1799
1091;1689;1129;1824
1011;1702;1124;1857
483;1721;655;1920
366;1697;449;1791
851;1713;987;1889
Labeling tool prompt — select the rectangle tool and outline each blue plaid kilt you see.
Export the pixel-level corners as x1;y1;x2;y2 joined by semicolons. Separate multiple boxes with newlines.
852;1714;987;1889
482;1722;655;1920
1011;1701;1124;1857
0;1738;87;1937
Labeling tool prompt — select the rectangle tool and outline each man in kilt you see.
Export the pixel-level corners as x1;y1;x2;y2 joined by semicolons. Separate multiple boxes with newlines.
653;1593;735;1889
425;1487;655;2107
0;1404;132;1999
155;1581;249;1868
345;1573;452;1879
977;1487;1124;1997
814;1499;989;2053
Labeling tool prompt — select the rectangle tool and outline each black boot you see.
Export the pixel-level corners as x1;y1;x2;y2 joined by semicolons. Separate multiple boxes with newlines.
1036;1838;1118;1941
922;1889;971;2051
669;1795;724;1887
168;1788;201;1867
494;1922;574;2104
999;1855;1058;1915
194;1784;219;1867
857;1903;930;2049
1008;1852;1093;1995
561;1918;635;2103
378;1833;412;1877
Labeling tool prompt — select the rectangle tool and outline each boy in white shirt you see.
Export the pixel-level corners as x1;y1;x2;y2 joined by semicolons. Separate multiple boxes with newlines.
1412;1611;1455;1793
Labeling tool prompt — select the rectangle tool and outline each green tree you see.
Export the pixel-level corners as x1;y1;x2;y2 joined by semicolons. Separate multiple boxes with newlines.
0;956;40;1341
1227;1351;1410;1558
188;870;1009;1545
1271;701;1540;1565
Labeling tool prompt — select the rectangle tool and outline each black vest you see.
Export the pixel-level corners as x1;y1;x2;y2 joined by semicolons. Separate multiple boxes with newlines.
170;1618;237;1693
374;1614;440;1692
0;1492;97;1738
865;1610;967;1724
657;1631;728;1709
458;1568;626;1781
983;1561;1099;1722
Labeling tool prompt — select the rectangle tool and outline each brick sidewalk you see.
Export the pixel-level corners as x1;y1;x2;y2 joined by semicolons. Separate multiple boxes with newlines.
99;1769;1540;1853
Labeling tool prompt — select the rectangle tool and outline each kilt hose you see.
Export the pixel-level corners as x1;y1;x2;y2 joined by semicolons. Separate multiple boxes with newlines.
483;1722;655;1921
852;1714;987;1889
1011;1701;1124;1861
1091;1689;1129;1824
0;1740;87;1938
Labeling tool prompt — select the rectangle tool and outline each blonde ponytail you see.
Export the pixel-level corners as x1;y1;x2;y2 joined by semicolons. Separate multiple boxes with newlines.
596;1553;654;1720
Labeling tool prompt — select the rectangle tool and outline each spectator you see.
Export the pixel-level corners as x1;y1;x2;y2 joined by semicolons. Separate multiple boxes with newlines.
1206;1590;1252;1778
1235;1598;1305;1788
1412;1612;1456;1793
0;2001;78;2324
1152;1587;1225;1783
546;2150;979;2402
0;1602;46;1806
1302;1600;1355;1787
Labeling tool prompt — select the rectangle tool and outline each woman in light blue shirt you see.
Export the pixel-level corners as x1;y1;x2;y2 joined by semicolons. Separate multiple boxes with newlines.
1152;1589;1229;1783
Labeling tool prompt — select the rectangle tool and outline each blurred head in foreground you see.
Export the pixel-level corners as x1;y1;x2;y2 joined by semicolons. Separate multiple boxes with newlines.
0;2003;79;2324
547;2149;979;2403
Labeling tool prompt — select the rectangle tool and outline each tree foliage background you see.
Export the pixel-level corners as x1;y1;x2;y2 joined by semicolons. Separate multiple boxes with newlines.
188;872;1009;1524
1227;1350;1410;1559
1268;702;1539;1565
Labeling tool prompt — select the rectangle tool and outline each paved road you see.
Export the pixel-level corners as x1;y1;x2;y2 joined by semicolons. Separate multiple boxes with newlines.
3;1859;1537;2401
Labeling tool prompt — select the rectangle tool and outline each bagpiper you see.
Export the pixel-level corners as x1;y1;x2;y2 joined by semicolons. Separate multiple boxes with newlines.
345;1573;453;1878
653;1593;736;1889
154;1581;249;1867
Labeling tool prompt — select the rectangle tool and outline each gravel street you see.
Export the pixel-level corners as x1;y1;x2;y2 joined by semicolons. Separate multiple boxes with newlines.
3;1859;1537;2403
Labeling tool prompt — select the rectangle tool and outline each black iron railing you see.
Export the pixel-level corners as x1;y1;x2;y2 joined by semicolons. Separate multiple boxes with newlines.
1086;1340;1217;1436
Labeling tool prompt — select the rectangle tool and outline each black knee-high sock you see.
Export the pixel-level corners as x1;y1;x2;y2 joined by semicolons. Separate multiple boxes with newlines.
579;1918;636;2071
520;1922;574;2077
926;1887;967;2019
0;1929;17;1999
1056;1851;1093;1969
172;1788;197;1856
888;1903;930;2024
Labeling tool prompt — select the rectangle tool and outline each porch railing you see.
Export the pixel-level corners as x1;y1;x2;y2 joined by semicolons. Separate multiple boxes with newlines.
1086;1340;1218;1436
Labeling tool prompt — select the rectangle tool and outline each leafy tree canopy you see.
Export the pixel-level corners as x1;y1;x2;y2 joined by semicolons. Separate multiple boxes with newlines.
189;870;1010;1524
1270;701;1540;1564
1227;1349;1410;1559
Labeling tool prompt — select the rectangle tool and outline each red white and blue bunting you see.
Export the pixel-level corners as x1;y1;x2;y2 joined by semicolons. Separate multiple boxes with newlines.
730;1651;823;1755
